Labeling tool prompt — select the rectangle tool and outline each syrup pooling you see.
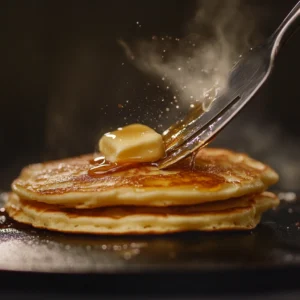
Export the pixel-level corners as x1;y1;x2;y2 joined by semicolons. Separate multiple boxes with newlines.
88;155;148;177
88;151;200;177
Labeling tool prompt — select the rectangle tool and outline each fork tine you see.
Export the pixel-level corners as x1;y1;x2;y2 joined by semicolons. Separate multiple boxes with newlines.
159;43;270;167
162;88;240;154
158;1;300;170
162;102;205;149
156;93;243;169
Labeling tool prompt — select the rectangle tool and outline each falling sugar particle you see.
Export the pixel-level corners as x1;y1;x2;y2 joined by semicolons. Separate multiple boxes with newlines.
162;99;164;102
190;104;195;108
118;104;124;108
177;67;182;71
162;77;165;81
163;49;166;53
278;192;296;202
190;96;194;99
173;96;176;99
113;245;122;251
136;21;139;24
166;108;170;112
132;249;140;255
176;105;180;109
124;252;132;260
166;86;169;89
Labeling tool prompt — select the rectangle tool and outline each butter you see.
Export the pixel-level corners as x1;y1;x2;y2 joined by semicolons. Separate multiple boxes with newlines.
99;124;165;163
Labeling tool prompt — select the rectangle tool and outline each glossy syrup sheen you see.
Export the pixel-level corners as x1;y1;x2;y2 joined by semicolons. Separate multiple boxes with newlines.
87;143;204;177
88;155;157;177
84;154;226;194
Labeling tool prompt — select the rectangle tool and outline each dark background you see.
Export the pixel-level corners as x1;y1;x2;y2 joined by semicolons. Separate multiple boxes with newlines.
0;0;299;191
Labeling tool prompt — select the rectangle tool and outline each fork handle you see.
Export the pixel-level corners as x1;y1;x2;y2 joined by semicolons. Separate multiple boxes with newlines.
270;1;300;56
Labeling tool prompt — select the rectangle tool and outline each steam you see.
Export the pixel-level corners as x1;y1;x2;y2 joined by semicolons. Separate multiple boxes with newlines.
119;0;258;109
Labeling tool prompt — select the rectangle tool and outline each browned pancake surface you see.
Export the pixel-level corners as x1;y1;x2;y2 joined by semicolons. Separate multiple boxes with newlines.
12;148;279;208
5;192;280;235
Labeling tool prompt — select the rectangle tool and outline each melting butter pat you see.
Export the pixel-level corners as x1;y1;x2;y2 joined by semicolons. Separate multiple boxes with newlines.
99;124;165;163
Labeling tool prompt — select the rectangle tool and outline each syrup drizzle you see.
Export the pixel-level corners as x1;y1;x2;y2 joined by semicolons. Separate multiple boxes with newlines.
88;155;153;177
88;152;198;177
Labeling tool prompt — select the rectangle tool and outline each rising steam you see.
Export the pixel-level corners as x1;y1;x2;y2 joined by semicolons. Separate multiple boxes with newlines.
119;0;258;109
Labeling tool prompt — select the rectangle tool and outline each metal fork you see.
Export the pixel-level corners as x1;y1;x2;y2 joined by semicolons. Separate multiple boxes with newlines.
156;1;300;169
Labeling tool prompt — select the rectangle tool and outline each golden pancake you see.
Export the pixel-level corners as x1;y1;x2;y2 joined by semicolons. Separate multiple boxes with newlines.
11;148;279;209
5;192;279;235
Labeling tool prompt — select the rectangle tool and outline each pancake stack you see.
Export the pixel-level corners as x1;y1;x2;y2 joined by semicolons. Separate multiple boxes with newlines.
5;148;279;235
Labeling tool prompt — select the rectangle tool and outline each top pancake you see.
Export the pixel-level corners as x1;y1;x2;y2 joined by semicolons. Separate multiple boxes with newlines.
11;148;279;209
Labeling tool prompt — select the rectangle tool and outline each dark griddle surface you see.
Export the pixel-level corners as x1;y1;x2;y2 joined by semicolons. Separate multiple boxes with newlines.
1;192;300;295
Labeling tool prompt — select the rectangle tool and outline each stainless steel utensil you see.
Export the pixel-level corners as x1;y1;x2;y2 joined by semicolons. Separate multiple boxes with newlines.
156;1;300;169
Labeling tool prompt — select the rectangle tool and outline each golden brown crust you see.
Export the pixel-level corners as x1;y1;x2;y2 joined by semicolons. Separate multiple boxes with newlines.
5;192;280;235
11;148;279;208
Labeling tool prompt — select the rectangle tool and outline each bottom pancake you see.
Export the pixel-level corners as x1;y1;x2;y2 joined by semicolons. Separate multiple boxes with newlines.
5;192;279;235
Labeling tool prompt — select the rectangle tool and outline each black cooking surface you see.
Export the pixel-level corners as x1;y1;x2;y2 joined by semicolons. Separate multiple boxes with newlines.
1;192;300;296
1;191;300;272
